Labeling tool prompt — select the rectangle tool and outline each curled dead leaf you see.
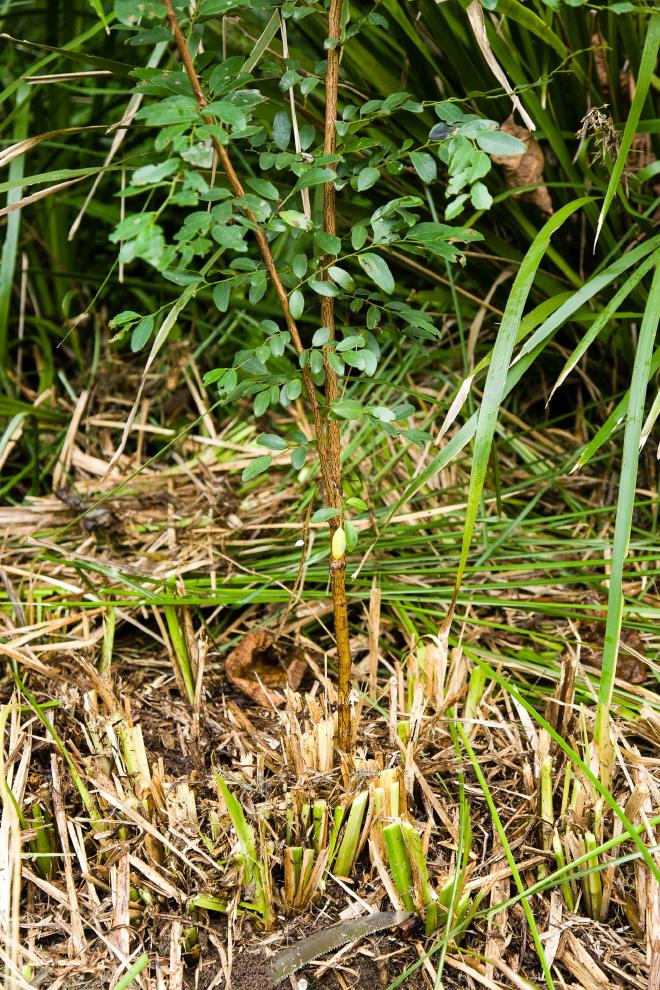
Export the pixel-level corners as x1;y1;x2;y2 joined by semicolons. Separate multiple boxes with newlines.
490;116;553;216
225;629;307;707
579;618;649;685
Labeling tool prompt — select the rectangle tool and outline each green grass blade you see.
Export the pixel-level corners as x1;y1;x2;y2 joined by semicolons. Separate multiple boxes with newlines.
431;720;471;984
513;234;659;368
476;657;660;883
572;344;660;469
595;262;660;780
457;721;555;990
594;12;660;247
452;197;591;597
0;18;119;110
215;772;271;924
384;817;660;990
11;670;100;823
215;774;258;863
110;953;149;990
481;818;660;920
87;0;110;32
549;248;660;400
0;84;29;369
0;25;128;80
0;166;107;196
493;0;567;59
242;10;281;73
333;791;369;878
640;386;660;448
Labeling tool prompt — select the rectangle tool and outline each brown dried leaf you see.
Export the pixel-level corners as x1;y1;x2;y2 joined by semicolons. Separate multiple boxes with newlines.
225;630;306;708
490;116;553;216
582;624;649;685
592;33;610;94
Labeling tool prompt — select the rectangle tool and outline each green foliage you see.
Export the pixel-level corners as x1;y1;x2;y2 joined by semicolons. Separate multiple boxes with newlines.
215;773;273;928
72;0;558;491
1;0;658;754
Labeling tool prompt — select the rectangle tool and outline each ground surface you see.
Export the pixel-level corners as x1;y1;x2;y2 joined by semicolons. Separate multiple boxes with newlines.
0;356;658;990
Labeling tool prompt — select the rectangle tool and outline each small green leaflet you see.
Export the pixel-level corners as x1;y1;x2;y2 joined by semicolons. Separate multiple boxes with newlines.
257;434;287;450
296;167;336;190
409;152;437;184
315;231;341;254
254;390;271;416
310;351;324;373
406;221;481;258
131;315;154;352
309;278;340;297
357;167;380;191
205;100;247;129
401;428;433;448
289;289;305;319
292;254;307;278
136;95;197;127
272;111;291;149
476;130;526;156
212;282;231;312
331;399;363;419
242;455;272;482
336;335;364;351
358;253;395;294
368;405;396;422
328;352;344;375
286;379;302;400
312;507;341;522
408;221;480;244
328;266;354;290
246;177;279;200
131;159;179;186
345;520;358;550
470;182;492;210
351;224;368;250
280;210;313;231
111;310;141;328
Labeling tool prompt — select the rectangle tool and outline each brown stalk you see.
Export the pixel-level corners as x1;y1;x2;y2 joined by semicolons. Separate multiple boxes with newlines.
320;0;352;754
162;0;352;753
161;0;332;480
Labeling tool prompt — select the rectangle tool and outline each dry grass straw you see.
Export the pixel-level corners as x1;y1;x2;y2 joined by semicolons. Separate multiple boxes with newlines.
0;364;657;989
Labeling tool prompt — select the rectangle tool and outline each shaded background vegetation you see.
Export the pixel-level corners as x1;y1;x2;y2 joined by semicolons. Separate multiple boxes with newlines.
2;1;658;451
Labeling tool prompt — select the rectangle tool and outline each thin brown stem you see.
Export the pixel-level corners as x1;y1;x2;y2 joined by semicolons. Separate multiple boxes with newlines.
161;0;333;481
162;0;352;753
320;0;352;754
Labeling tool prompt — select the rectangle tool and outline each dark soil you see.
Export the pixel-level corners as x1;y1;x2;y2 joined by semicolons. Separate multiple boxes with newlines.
230;941;425;990
230;948;273;990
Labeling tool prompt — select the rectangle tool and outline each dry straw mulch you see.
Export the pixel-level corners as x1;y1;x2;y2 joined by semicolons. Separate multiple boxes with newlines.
0;359;658;990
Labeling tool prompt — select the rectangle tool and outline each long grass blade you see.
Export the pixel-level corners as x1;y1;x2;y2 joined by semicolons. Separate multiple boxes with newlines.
451;197;590;600
572;344;660;470
457;721;555;990
594;262;660;783
594;13;660;248
549;248;660;400
0;85;30;369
